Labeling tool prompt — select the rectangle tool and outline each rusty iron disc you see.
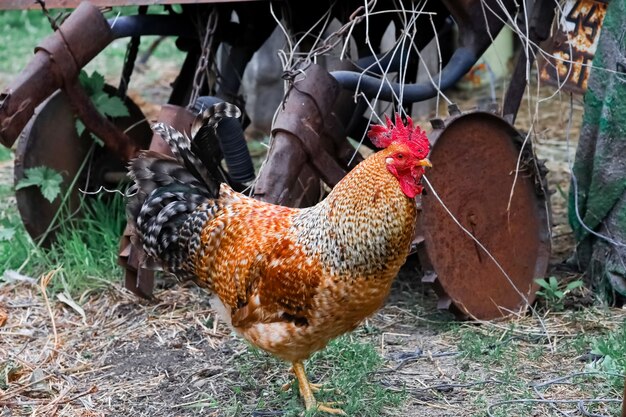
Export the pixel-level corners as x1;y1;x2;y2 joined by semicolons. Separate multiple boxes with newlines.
14;86;151;246
419;107;551;320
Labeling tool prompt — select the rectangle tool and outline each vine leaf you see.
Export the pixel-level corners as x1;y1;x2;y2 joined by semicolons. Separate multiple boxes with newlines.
15;166;63;203
75;70;129;146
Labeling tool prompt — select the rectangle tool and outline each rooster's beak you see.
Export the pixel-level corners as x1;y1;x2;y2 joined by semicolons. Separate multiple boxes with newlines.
416;158;432;168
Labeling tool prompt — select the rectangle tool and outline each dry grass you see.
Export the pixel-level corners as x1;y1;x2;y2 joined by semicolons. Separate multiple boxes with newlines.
1;272;624;416
0;278;227;416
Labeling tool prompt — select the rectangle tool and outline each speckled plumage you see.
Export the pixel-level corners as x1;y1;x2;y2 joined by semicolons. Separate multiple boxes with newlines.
129;118;424;364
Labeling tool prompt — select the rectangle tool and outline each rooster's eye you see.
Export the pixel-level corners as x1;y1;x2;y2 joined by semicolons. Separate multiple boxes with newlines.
397;154;404;159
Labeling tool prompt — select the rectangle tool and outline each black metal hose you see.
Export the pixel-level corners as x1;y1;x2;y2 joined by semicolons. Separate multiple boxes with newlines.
108;15;196;39
332;47;477;104
355;17;454;77
192;96;255;185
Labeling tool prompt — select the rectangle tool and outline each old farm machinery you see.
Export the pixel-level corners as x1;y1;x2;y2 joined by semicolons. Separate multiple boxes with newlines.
0;0;603;319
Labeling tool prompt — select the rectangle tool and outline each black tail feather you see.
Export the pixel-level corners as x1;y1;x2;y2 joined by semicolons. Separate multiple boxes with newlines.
190;102;242;185
190;101;242;138
152;123;220;197
127;102;241;272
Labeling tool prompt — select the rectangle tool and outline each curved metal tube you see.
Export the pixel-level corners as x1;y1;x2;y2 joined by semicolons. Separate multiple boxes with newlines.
355;45;407;76
355;17;454;76
331;47;477;104
109;15;197;39
192;96;255;185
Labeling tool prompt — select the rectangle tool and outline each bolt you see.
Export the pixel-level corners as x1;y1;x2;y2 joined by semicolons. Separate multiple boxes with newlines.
430;118;445;129
448;103;461;115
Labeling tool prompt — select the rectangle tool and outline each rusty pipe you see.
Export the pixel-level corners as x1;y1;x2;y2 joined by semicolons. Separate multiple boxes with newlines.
0;2;113;148
254;64;345;207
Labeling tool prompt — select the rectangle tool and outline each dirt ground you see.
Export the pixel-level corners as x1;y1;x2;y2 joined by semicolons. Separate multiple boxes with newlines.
1;50;624;416
0;272;441;416
2;267;624;416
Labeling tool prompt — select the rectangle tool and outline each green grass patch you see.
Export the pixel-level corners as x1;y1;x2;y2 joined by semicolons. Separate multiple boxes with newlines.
0;10;54;75
449;313;625;416
308;335;405;416
0;7;184;80
209;335;405;416
0;192;125;295
590;318;626;387
0;146;12;162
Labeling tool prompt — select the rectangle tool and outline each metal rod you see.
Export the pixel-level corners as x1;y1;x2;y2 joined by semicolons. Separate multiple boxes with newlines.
108;15;196;39
502;1;556;123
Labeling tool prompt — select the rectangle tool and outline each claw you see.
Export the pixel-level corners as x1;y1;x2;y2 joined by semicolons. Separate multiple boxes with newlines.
317;403;347;415
309;382;322;393
292;361;346;415
284;370;330;393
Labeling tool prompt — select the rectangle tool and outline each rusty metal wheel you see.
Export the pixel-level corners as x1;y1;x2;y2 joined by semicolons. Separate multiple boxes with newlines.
418;105;551;320
14;85;152;246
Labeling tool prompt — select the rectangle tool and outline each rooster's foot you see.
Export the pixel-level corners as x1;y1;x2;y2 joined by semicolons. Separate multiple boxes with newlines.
292;361;346;415
282;380;324;393
315;402;346;415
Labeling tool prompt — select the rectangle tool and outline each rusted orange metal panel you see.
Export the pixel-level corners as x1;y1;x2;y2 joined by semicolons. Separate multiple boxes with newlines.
539;0;608;94
0;0;265;10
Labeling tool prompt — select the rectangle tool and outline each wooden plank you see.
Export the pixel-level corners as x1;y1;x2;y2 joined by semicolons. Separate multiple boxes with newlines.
0;0;266;10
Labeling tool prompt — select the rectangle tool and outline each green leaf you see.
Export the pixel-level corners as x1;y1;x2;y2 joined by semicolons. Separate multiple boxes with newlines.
78;70;90;91
0;226;15;241
565;280;584;291
535;278;551;290
75;119;85;136
89;133;105;147
590;347;603;356
553;290;565;299
15;166;63;203
15;168;46;189
79;70;105;96
93;94;129;118
600;355;617;372
76;71;128;150
548;276;559;289
75;119;104;146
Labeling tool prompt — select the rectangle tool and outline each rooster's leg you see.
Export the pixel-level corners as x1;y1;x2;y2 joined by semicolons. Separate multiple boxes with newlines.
292;361;346;415
281;366;323;392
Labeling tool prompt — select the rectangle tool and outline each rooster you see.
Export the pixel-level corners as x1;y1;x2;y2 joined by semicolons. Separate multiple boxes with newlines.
127;103;431;414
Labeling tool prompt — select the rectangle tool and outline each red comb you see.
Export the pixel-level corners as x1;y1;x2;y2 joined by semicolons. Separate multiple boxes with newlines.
367;114;430;159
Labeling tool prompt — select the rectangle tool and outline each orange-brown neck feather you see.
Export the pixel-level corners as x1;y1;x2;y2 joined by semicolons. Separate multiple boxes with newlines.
292;149;418;278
